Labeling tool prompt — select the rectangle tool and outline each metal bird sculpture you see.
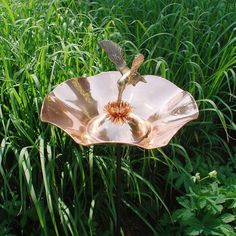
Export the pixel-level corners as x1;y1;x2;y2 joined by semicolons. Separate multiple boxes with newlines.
99;40;146;102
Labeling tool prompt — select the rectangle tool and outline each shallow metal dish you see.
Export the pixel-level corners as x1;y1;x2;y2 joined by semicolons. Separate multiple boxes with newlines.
41;71;199;149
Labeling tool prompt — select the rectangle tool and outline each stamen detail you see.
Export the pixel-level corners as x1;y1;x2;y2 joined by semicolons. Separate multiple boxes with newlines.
104;101;132;124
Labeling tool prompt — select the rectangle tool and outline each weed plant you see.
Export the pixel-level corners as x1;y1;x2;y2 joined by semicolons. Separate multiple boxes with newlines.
0;0;235;235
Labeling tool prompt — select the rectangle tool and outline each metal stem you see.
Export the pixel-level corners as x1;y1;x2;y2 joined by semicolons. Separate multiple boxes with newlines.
115;144;122;236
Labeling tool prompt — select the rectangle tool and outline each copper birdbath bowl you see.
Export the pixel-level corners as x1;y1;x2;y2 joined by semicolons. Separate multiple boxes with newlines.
40;40;199;235
41;71;198;149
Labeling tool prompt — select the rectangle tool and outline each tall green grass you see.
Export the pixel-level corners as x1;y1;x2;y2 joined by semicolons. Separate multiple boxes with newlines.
0;0;235;235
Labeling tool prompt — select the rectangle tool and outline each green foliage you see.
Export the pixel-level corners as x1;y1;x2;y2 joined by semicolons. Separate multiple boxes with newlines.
172;175;236;235
0;0;235;235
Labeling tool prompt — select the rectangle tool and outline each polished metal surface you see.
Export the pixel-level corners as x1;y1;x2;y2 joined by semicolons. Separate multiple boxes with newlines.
40;71;199;149
99;40;146;102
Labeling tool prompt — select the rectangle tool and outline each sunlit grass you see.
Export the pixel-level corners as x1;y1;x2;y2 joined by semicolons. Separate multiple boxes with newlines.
0;0;235;235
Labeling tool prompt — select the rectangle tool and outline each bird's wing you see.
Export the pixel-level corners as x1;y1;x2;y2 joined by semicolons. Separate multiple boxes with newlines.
130;54;144;75
130;54;146;85
99;40;129;74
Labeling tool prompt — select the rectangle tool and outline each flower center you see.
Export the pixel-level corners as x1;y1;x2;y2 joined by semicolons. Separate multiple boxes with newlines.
104;101;132;124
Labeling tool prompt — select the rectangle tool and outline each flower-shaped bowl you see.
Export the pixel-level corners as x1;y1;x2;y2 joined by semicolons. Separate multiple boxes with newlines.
41;71;199;149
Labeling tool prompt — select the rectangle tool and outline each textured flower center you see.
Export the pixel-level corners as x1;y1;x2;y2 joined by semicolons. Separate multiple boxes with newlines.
104;101;132;124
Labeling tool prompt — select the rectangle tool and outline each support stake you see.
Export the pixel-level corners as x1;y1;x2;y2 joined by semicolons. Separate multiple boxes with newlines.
115;144;122;236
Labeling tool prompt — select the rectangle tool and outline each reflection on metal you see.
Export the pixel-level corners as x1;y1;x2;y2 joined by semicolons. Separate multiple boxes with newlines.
41;71;199;149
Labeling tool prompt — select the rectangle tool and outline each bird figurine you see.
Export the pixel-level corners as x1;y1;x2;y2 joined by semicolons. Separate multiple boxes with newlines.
99;40;146;102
